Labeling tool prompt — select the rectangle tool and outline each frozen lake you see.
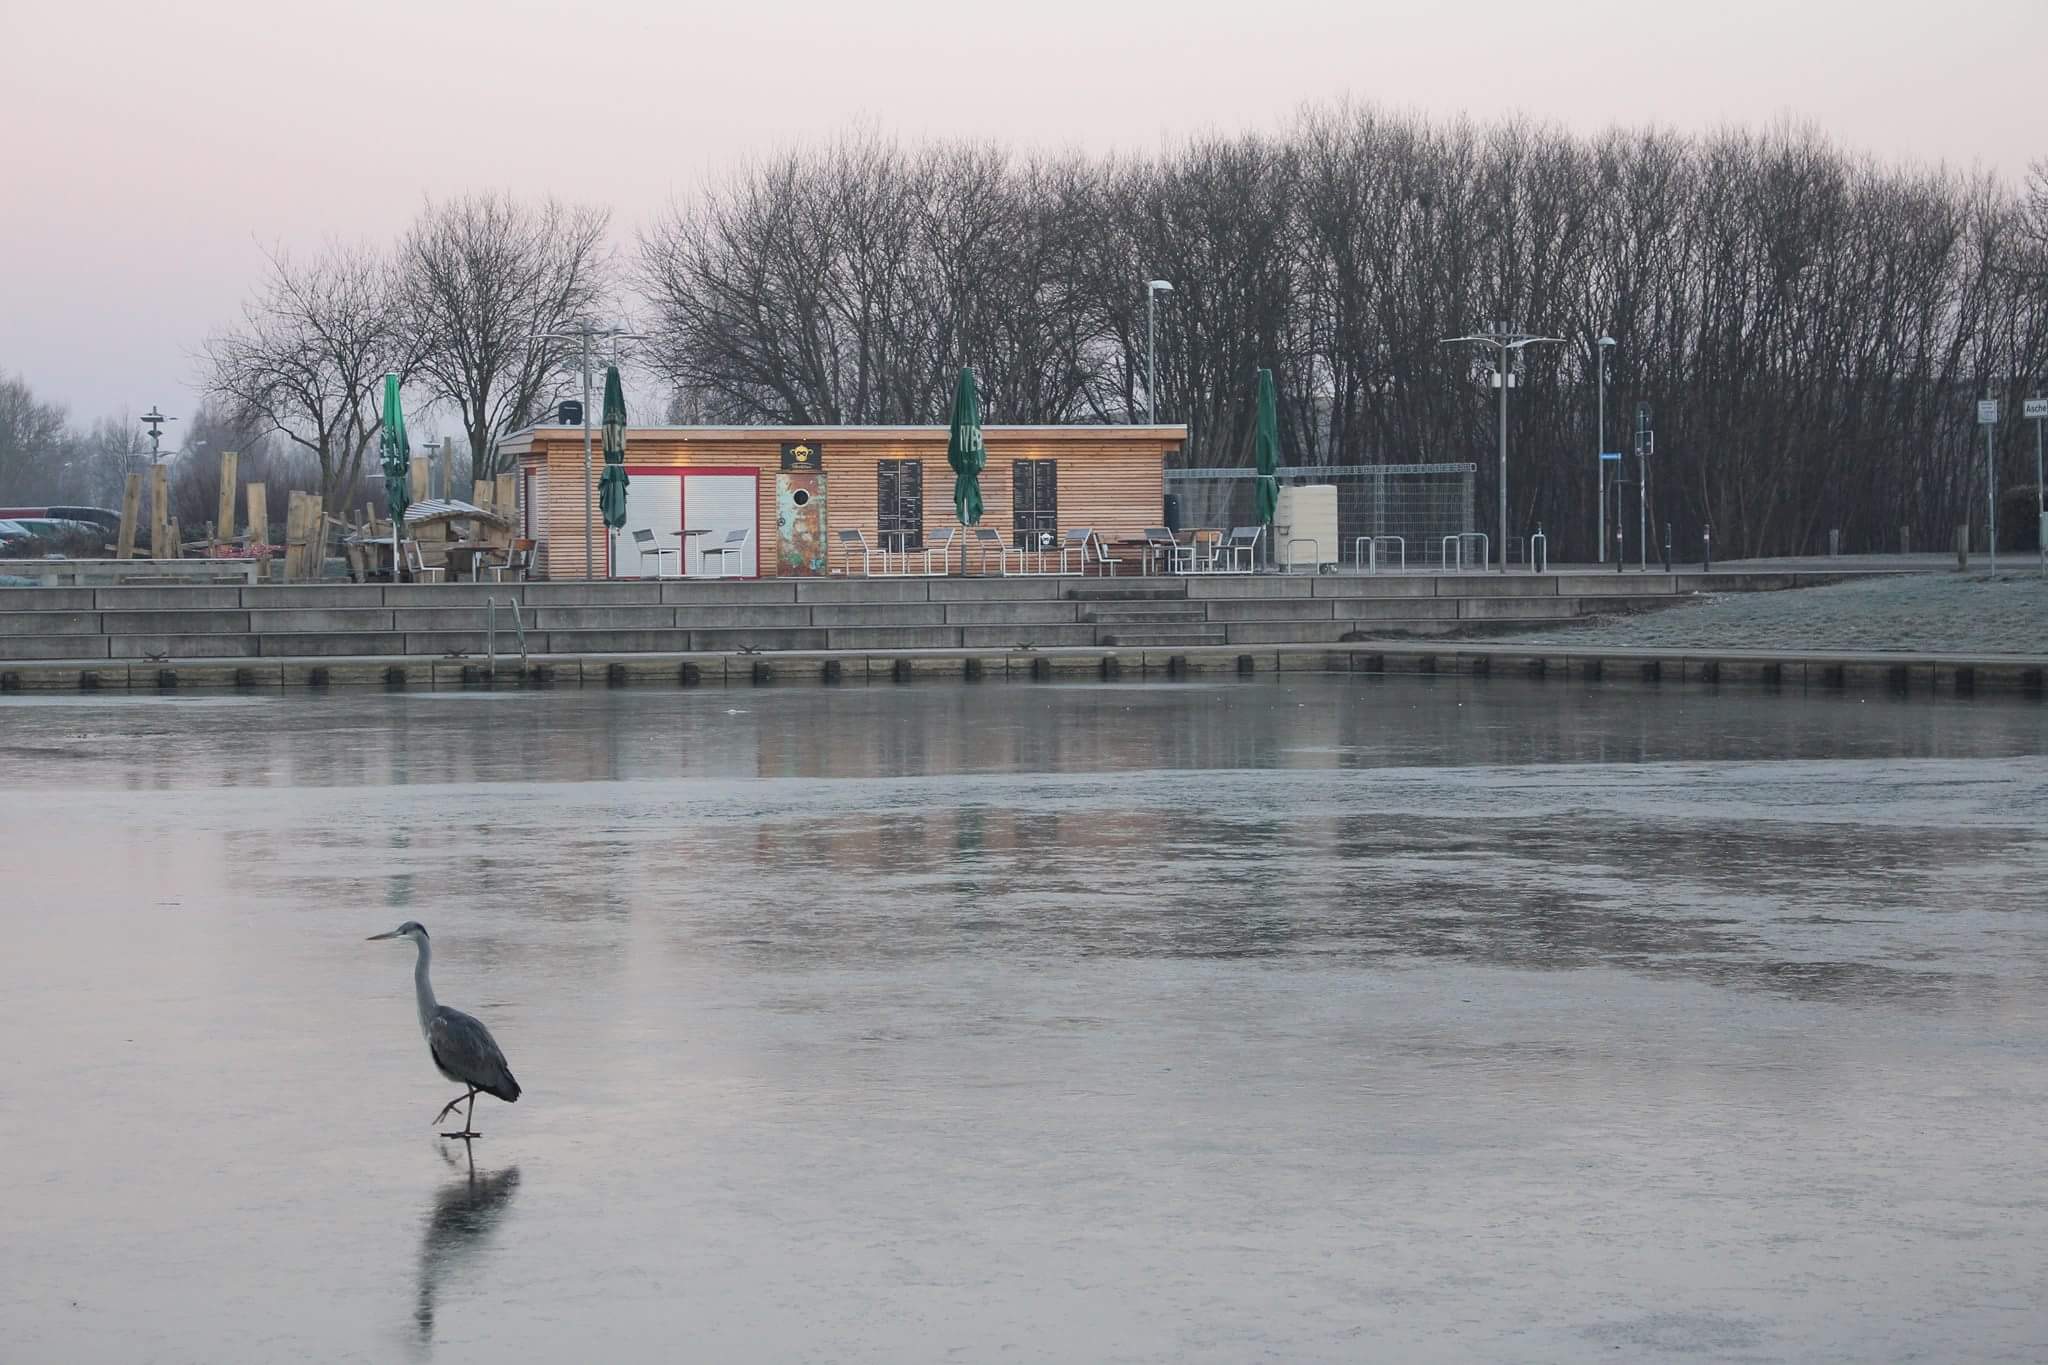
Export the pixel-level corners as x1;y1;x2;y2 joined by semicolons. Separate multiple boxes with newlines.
2;676;2046;1362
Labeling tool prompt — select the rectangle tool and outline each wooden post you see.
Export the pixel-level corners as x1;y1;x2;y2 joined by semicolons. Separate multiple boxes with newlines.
410;456;429;505
246;482;268;552
304;494;326;578
118;473;141;560
149;465;171;559
215;451;238;549
168;518;181;559
473;479;491;511
495;473;517;524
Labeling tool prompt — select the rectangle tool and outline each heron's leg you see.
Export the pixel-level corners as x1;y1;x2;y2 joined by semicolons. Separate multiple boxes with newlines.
433;1088;476;1126
464;1091;477;1132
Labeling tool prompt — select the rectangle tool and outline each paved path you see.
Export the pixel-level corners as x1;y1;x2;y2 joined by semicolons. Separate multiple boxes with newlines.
1504;570;2047;655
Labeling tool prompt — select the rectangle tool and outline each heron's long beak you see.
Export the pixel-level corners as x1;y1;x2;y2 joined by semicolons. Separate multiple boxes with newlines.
366;929;400;941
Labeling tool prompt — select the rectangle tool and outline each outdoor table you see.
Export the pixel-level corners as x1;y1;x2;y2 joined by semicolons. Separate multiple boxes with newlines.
442;542;496;581
1110;538;1155;574
672;528;714;577
880;530;915;574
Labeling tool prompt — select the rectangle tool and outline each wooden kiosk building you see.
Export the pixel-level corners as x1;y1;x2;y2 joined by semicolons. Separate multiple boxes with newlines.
500;424;1187;580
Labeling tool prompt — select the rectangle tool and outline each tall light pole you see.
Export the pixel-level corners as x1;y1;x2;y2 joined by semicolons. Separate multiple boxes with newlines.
1442;324;1563;572
2028;392;2047;576
1596;336;1615;563
534;324;646;578
1145;280;1173;424
141;407;174;465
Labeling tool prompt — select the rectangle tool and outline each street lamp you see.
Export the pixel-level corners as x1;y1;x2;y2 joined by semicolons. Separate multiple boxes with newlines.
532;325;648;578
140;407;174;465
1145;280;1173;425
1441;324;1563;572
1596;336;1615;563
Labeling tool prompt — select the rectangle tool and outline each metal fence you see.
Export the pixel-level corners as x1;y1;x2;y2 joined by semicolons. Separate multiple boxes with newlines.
1164;463;1476;566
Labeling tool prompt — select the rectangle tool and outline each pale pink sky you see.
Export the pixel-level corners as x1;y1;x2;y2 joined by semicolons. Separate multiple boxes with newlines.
2;0;2041;437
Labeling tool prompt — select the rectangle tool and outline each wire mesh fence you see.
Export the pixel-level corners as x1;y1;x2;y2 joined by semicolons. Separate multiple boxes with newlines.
1164;463;1477;567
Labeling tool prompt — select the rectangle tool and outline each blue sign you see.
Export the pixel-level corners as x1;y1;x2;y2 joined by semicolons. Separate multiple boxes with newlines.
1599;451;1623;461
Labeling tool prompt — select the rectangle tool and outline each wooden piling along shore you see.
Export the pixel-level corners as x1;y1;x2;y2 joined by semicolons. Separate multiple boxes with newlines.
0;641;2040;700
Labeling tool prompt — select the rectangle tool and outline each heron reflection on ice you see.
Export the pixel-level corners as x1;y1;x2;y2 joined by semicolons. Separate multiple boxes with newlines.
415;1142;522;1345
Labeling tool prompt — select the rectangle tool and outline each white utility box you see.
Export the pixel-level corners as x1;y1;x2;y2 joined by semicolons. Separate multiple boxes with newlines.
1273;484;1339;572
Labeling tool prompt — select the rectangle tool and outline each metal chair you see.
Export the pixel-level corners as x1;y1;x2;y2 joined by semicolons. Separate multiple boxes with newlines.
921;526;958;575
488;538;536;582
838;527;880;576
968;526;1020;575
1172;528;1222;574
1219;525;1263;572
633;527;678;578
1090;535;1120;576
1057;527;1096;575
1139;527;1177;575
404;539;445;584
698;527;752;577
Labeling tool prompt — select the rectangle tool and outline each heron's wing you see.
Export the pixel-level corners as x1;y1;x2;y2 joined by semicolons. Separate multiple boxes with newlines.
429;1007;521;1102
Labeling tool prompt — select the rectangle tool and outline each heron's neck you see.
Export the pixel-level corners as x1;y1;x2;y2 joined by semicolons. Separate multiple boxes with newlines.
412;937;439;1037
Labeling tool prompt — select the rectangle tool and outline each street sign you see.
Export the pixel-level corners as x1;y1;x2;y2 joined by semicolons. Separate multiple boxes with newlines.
2025;398;2048;420
1600;451;1623;461
1977;400;1999;424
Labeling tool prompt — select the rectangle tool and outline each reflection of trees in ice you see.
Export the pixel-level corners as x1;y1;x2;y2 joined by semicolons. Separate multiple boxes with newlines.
414;1147;521;1348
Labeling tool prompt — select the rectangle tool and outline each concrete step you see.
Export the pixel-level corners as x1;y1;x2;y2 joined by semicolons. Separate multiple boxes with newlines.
1097;627;1228;647
1065;582;1188;601
1078;608;1208;624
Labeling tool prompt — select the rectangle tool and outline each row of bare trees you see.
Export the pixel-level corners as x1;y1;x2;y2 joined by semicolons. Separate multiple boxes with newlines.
639;109;2048;556
195;193;610;504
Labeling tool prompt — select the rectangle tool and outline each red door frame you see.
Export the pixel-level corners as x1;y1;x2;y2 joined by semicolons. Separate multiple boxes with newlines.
599;466;761;578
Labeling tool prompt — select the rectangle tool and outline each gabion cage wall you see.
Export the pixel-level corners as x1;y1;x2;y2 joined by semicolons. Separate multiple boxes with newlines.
1165;463;1476;565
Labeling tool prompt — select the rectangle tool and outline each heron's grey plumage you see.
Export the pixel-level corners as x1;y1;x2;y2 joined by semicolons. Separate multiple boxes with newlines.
428;1006;520;1103
369;920;520;1133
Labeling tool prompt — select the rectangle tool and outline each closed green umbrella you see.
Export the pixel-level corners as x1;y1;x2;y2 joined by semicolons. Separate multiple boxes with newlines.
379;373;410;580
599;365;629;575
1253;368;1280;541
947;366;985;527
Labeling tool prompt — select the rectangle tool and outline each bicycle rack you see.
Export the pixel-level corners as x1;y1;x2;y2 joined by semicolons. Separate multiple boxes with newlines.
1284;538;1322;574
1440;531;1489;571
1528;530;1548;574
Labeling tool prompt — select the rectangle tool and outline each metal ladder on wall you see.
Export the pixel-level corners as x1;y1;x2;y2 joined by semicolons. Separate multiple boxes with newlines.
484;597;529;680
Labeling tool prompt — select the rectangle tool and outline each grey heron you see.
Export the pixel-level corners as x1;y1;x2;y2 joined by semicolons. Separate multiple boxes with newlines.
368;922;521;1138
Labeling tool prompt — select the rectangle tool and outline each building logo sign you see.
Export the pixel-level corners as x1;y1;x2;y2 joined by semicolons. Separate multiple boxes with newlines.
781;442;822;471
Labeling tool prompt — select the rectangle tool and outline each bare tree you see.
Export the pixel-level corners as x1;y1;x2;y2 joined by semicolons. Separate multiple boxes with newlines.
0;371;74;501
397;193;611;480
198;243;411;505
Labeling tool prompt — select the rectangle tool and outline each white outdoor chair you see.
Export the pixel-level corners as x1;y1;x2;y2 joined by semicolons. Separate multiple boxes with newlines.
1090;535;1120;576
699;527;752;577
921;526;958;575
838;527;882;576
404;539;445;584
632;527;678;578
488;538;536;582
1219;525;1263;573
968;527;1018;575
1057;527;1096;575
1140;527;1178;575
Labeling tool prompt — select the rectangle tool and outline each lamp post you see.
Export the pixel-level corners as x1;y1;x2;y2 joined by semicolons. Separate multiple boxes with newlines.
533;325;646;578
1596;336;1614;563
140;407;174;465
1146;280;1173;424
1441;325;1563;572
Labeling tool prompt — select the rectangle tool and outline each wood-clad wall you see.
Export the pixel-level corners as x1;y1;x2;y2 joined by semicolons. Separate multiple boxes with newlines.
511;429;1178;580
